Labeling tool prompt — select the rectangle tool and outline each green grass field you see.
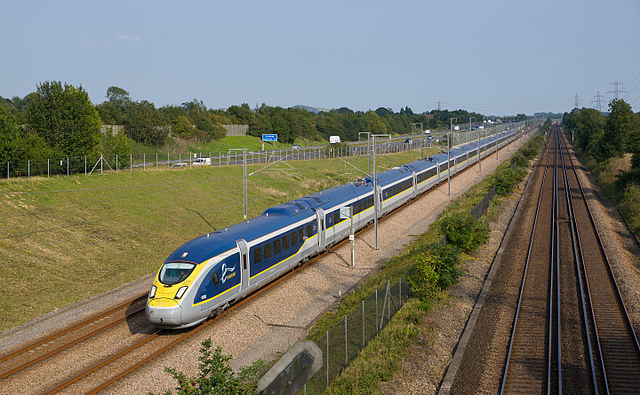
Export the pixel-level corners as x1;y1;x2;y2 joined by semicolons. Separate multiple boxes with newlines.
0;148;436;332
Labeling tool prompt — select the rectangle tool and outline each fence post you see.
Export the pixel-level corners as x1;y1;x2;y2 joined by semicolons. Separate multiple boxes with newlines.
66;157;69;176
47;159;49;178
116;154;118;171
344;315;348;366
143;153;146;171
387;280;391;322
362;300;365;347
84;156;87;175
28;160;30;179
156;153;158;167
7;161;9;179
130;154;133;173
375;288;379;332
326;330;329;388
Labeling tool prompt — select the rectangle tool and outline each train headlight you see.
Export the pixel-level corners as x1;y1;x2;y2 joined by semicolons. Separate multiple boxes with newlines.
149;285;156;299
175;286;188;299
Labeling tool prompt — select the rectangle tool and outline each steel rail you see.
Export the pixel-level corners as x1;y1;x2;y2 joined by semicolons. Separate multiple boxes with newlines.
558;135;599;393
550;129;560;394
0;293;147;378
500;134;552;394
563;134;640;353
562;131;640;392
44;133;528;393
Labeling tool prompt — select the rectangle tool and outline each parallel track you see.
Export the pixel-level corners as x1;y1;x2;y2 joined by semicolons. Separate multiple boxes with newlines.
501;126;640;393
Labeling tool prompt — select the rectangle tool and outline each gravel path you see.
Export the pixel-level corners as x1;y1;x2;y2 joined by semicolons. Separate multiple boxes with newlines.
0;137;529;395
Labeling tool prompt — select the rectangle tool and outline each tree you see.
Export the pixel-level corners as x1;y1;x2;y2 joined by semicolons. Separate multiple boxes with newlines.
603;99;638;158
0;104;22;163
170;115;196;138
105;86;131;109
26;81;101;157
125;100;167;146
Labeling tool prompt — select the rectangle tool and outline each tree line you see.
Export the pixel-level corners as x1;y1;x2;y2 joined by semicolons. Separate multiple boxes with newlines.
562;99;640;169
0;80;527;167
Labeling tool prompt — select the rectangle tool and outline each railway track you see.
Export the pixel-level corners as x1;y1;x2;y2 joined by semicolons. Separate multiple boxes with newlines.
0;132;534;394
501;125;640;393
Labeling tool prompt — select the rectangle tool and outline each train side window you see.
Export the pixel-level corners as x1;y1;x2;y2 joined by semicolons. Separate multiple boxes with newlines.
264;243;272;259
299;228;305;241
306;224;313;236
211;271;219;285
291;231;298;245
333;212;340;224
274;239;281;254
254;248;262;264
283;235;290;249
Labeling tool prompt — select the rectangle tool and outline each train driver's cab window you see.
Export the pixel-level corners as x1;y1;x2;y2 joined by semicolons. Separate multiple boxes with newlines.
159;262;195;285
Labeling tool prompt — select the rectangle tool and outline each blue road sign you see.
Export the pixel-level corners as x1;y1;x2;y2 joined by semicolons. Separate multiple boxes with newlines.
262;134;278;142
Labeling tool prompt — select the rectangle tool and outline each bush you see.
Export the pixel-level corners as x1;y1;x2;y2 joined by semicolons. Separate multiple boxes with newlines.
157;338;264;394
408;252;440;303
493;167;526;196
429;243;462;289
439;212;489;252
510;152;528;169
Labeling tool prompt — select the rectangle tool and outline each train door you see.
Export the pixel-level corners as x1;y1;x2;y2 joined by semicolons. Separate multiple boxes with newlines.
315;208;326;249
412;172;417;197
236;239;250;291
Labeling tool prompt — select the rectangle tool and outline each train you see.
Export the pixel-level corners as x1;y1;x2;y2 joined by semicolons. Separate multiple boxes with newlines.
146;129;518;328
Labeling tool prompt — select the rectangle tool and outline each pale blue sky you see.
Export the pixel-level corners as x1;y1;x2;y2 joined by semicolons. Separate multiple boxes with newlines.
1;0;639;115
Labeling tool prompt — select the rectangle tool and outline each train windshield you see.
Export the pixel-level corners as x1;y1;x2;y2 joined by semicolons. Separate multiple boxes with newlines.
159;262;196;285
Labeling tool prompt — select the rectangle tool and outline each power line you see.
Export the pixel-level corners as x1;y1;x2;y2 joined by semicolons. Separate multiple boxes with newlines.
608;81;625;99
592;91;605;112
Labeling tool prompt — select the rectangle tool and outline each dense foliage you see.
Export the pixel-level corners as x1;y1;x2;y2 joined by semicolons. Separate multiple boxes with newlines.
158;338;264;394
0;82;530;164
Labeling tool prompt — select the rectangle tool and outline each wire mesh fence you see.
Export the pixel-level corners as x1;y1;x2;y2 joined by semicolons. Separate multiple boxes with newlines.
304;274;410;393
0;122;528;180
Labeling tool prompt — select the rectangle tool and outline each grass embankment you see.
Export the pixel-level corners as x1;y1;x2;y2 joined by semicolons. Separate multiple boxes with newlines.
572;151;640;237
314;133;546;393
0;148;437;332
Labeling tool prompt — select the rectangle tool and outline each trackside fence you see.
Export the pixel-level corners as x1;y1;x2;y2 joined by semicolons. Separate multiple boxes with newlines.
0;122;531;180
296;185;501;393
301;274;409;394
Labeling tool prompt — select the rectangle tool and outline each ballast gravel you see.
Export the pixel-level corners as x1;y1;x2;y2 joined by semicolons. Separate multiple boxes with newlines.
0;137;531;395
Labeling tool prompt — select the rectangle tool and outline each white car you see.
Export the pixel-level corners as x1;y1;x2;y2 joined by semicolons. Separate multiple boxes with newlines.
192;157;211;166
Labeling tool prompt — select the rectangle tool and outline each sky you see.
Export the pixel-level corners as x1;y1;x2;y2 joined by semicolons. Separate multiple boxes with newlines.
1;0;639;115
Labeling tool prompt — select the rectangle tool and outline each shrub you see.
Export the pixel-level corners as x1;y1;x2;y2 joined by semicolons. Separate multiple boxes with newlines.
439;212;489;252
408;252;440;303
429;243;462;289
157;338;264;394
510;152;528;169
493;167;526;196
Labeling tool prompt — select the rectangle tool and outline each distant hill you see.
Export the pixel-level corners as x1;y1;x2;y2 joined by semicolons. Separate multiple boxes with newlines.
291;105;332;114
533;112;564;119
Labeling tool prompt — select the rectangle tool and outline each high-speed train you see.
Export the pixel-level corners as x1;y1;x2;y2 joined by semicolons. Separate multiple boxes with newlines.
146;130;518;328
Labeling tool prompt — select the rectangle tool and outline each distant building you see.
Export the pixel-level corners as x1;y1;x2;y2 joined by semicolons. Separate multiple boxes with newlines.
222;124;248;136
